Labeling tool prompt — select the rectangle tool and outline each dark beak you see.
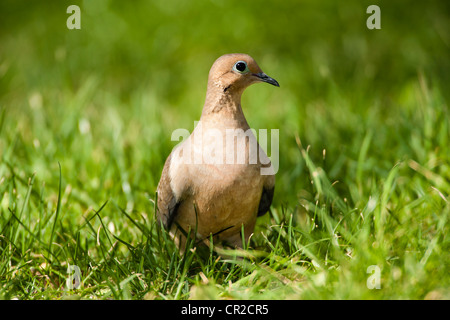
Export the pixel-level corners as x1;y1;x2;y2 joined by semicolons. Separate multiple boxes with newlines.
254;72;280;87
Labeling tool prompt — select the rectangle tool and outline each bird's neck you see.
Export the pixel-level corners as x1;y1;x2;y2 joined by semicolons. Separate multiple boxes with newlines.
201;83;245;121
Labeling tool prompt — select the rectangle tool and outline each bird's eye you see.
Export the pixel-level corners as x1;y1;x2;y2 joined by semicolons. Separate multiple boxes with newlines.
233;61;249;73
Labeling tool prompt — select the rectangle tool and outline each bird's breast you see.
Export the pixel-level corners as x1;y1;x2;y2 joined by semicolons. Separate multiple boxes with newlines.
179;162;264;238
168;120;271;238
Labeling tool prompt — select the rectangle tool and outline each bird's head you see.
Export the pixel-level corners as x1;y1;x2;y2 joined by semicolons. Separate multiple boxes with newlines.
208;53;279;94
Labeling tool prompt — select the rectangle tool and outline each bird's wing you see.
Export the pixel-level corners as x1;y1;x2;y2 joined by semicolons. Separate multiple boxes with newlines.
257;174;275;217
156;152;181;229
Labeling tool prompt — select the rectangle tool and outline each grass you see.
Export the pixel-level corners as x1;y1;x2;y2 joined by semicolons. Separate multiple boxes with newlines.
0;0;449;300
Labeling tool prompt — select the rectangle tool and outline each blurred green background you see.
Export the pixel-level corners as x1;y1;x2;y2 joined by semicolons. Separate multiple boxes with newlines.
1;0;448;206
0;0;449;299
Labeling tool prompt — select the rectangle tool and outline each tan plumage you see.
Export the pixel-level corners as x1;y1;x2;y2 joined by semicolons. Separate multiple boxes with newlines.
156;53;278;251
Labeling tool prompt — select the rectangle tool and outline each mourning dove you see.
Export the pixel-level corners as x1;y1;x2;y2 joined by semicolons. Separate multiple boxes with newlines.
156;53;279;251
